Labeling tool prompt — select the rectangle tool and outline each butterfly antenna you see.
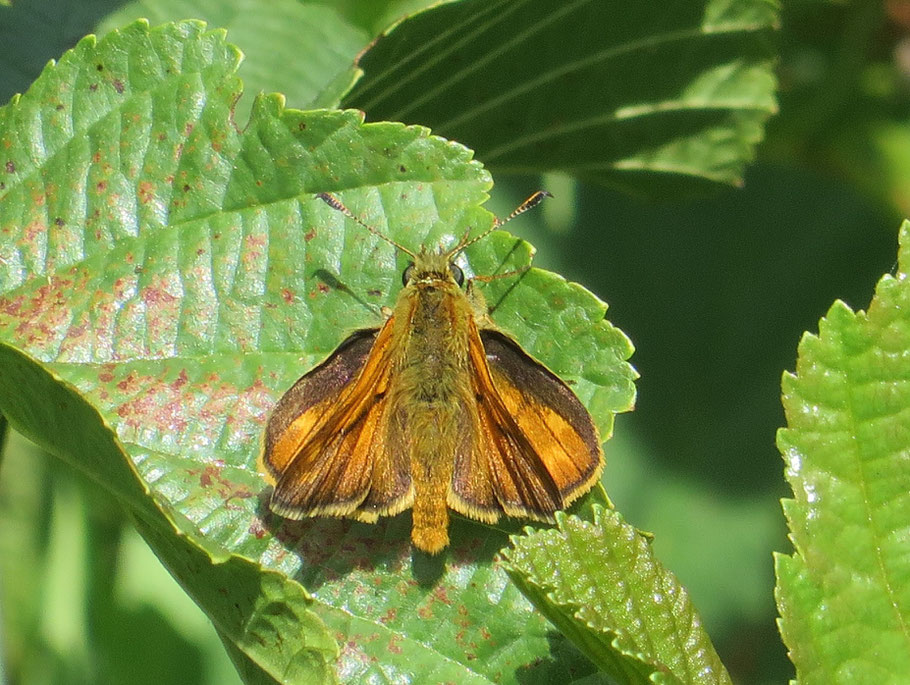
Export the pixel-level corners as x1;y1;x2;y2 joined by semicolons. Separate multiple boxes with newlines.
498;190;553;227
456;190;552;252
317;192;416;258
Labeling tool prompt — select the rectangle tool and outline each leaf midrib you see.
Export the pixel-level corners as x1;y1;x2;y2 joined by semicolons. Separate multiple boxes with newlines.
839;317;910;656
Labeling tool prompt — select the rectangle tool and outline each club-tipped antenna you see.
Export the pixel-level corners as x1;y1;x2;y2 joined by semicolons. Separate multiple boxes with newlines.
317;192;417;259
455;190;552;253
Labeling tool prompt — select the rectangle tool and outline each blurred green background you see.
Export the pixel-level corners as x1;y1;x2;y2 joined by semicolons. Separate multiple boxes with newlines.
0;1;905;683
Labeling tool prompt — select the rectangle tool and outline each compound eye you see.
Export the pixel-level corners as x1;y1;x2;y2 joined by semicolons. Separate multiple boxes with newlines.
402;263;415;286
450;262;464;286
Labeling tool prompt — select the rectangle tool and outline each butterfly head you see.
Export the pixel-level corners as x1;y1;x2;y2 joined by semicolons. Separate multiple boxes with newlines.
402;248;466;289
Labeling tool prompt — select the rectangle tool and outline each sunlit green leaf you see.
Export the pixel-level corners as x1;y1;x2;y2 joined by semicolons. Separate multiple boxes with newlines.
776;220;910;682
345;0;779;197
505;506;731;685
0;18;636;682
96;0;369;108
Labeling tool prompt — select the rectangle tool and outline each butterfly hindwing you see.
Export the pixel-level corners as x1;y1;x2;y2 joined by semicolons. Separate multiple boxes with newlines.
352;403;413;522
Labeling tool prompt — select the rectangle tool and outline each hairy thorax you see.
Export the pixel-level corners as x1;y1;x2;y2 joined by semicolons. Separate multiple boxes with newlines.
396;281;472;409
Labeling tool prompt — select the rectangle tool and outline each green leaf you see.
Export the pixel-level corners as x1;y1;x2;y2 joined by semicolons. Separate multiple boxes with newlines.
776;220;910;682
321;0;440;36
96;0;370;108
0;20;337;683
0;18;637;682
0;324;338;682
344;0;779;197
504;506;732;685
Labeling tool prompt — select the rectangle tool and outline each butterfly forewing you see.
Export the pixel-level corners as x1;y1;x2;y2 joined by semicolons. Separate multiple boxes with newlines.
261;319;413;520
481;330;603;501
449;325;603;520
261;329;378;479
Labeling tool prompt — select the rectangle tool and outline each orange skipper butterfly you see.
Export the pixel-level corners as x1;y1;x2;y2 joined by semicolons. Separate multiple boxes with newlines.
259;192;603;554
